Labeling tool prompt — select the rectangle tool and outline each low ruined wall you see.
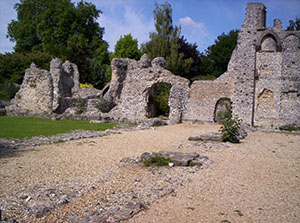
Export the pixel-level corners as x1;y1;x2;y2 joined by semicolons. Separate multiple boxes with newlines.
183;80;233;123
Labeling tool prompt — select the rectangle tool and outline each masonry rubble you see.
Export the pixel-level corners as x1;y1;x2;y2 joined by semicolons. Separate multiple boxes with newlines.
6;2;300;128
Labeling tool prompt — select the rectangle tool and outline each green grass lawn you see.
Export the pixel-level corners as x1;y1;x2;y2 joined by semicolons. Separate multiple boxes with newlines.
0;116;116;139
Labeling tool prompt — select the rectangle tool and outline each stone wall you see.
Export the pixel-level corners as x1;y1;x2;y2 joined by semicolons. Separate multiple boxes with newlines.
9;59;80;115
183;80;233;123
105;55;190;124
10;63;54;115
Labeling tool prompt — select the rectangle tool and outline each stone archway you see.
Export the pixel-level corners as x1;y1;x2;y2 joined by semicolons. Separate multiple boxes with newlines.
214;97;232;123
147;83;172;118
261;34;277;52
256;31;282;52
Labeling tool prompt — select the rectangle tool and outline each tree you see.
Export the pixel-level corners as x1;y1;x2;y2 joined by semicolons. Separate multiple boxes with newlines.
7;0;110;89
200;29;238;78
0;51;52;100
7;0;108;60
286;17;300;31
0;51;51;84
177;36;202;80
67;45;106;89
113;34;142;60
142;2;194;78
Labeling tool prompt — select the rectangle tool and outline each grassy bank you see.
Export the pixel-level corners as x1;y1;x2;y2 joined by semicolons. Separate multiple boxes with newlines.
0;116;116;139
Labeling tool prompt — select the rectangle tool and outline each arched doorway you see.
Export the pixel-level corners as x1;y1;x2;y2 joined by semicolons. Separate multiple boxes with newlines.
214;97;232;123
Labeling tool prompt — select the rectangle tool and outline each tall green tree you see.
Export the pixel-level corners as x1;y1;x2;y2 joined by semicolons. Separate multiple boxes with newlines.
286;17;300;31
7;0;109;60
200;29;238;78
177;36;202;80
142;2;193;78
6;0;110;89
113;34;142;60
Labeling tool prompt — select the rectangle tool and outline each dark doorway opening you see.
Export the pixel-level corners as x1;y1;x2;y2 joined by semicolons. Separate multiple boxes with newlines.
147;83;172;118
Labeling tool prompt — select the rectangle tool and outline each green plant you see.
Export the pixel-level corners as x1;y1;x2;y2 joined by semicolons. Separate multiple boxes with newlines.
0;82;19;100
188;161;195;166
154;83;171;117
143;153;171;167
279;124;300;131
80;83;94;88
219;115;242;143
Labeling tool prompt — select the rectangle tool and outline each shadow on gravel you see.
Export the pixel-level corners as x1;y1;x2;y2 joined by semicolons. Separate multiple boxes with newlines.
0;142;25;159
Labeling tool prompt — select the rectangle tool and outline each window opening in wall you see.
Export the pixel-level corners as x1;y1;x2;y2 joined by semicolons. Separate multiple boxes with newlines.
261;34;277;52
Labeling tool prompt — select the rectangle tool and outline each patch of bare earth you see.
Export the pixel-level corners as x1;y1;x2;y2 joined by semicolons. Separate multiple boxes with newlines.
1;124;300;223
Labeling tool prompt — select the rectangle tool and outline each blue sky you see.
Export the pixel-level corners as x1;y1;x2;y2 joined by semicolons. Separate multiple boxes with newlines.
0;0;299;54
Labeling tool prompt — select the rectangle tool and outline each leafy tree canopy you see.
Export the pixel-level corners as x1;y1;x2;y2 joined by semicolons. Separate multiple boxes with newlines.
177;36;202;80
6;0;110;90
7;0;109;61
0;51;51;84
200;29;238;78
286;17;300;31
113;34;142;60
141;2;194;79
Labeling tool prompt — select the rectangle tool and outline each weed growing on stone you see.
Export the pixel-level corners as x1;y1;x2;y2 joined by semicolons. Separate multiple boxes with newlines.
187;161;195;167
143;154;172;167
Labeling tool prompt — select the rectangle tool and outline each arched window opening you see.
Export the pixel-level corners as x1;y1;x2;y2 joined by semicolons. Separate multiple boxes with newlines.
261;34;277;52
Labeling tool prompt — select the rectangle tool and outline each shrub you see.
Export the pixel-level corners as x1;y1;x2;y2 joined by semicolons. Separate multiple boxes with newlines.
143;153;171;167
279;124;300;131
0;51;51;84
80;83;94;88
154;83;171;117
0;82;19;100
219;115;242;143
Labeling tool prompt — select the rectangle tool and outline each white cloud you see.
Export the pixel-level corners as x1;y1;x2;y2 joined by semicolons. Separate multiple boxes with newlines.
179;16;205;30
99;6;154;51
179;16;213;52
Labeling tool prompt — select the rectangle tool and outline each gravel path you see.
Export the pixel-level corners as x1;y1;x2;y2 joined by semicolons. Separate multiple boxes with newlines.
0;124;299;222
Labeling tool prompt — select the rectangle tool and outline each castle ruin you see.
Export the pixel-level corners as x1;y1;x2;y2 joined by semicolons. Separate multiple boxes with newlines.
8;2;300;128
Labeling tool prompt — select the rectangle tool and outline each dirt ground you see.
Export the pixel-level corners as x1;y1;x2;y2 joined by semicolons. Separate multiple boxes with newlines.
1;124;300;222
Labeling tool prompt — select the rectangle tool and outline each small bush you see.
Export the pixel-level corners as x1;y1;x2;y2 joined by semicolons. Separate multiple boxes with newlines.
144;154;171;167
154;83;171;117
220;115;242;143
279;124;300;131
0;82;19;100
80;83;94;89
